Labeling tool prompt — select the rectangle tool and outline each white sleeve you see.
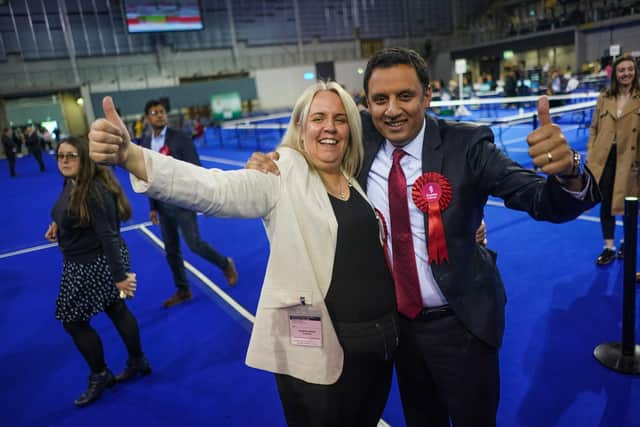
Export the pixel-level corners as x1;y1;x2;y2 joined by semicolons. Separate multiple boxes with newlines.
130;148;280;218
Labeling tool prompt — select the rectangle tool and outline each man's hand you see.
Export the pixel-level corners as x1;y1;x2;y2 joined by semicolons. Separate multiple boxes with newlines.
245;151;280;175
89;96;131;166
150;210;160;225
44;222;58;242
527;96;573;176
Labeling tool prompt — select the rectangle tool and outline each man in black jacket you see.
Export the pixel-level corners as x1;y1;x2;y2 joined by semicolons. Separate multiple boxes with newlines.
357;47;598;427
2;127;17;177
140;99;238;308
25;124;45;172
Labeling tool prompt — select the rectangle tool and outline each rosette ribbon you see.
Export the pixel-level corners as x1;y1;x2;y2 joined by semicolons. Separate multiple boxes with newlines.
411;172;452;264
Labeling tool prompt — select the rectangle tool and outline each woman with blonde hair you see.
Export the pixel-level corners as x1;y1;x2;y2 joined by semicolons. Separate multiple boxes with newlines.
89;82;398;426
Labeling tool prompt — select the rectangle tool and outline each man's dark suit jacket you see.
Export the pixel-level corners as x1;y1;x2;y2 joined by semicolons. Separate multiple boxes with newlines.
25;131;42;152
357;111;600;348
2;134;16;159
140;127;200;212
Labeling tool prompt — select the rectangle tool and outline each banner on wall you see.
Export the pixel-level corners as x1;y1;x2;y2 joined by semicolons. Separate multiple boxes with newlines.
211;92;242;121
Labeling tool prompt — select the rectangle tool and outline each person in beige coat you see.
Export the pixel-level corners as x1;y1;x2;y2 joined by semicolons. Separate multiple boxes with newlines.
587;55;640;265
88;82;398;426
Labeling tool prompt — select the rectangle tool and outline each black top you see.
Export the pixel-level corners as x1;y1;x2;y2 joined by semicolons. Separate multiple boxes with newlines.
2;134;15;157
51;180;127;282
324;188;396;323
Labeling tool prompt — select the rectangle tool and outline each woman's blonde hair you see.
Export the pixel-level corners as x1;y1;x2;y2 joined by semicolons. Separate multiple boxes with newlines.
279;81;363;177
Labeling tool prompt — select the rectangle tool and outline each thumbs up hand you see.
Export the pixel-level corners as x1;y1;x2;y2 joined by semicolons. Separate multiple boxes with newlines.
526;96;574;176
88;96;131;166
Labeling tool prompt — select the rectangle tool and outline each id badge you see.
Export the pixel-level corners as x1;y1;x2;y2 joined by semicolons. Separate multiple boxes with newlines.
289;304;322;348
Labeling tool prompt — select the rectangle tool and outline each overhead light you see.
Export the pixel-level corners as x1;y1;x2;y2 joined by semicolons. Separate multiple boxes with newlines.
76;97;84;106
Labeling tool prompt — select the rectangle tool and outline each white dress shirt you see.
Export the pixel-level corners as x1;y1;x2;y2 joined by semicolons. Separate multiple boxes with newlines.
150;126;167;152
367;119;448;308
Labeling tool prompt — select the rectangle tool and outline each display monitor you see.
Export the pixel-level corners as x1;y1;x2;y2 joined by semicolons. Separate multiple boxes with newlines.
124;0;204;33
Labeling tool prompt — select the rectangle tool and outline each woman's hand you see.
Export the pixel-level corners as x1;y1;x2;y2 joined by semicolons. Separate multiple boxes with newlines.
116;272;137;299
89;97;131;166
44;222;58;242
89;97;148;181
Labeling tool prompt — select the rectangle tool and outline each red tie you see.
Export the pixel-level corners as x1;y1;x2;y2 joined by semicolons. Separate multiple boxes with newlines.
388;149;423;319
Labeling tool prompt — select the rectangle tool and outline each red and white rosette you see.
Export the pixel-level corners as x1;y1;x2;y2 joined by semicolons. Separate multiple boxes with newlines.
411;172;452;264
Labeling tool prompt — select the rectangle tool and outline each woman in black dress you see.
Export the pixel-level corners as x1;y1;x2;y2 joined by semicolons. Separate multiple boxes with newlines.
46;137;150;407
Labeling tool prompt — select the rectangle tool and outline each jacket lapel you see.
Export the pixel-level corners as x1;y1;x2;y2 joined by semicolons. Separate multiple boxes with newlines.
359;114;386;190
422;114;444;173
618;93;640;119
420;114;448;273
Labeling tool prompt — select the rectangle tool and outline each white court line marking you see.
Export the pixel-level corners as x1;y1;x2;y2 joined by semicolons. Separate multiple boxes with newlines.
0;242;59;259
199;155;245;167
136;225;256;324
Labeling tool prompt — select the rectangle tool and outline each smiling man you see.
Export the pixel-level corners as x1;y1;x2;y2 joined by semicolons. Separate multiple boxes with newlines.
357;47;599;427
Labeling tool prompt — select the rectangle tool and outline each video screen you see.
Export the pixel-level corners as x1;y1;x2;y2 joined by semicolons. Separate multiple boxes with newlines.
124;1;204;33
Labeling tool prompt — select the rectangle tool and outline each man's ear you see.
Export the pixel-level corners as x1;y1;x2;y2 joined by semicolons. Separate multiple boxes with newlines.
424;85;433;104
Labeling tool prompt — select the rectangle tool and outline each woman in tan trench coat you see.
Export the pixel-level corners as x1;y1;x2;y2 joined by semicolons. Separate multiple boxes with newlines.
587;55;640;266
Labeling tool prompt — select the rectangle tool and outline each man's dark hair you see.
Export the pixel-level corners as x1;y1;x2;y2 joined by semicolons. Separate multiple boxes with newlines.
363;47;430;97
144;99;168;115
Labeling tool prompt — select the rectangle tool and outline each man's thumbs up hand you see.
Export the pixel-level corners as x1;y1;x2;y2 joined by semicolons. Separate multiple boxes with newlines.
527;96;574;176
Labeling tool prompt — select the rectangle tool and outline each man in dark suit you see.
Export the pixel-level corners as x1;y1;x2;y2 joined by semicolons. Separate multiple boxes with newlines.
24;124;45;172
2;127;17;177
358;48;599;427
141;99;238;308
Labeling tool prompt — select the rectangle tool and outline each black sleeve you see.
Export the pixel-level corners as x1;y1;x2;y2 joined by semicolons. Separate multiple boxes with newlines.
467;126;600;223
89;183;128;283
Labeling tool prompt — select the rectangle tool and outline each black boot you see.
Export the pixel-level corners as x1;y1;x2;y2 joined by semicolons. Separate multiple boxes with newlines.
74;369;115;407
596;248;616;265
115;356;152;382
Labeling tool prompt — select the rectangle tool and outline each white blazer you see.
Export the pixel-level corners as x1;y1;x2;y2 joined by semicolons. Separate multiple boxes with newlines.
131;146;376;384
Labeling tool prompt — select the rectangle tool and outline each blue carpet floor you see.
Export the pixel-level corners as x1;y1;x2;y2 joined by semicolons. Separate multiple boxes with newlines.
1;117;639;426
